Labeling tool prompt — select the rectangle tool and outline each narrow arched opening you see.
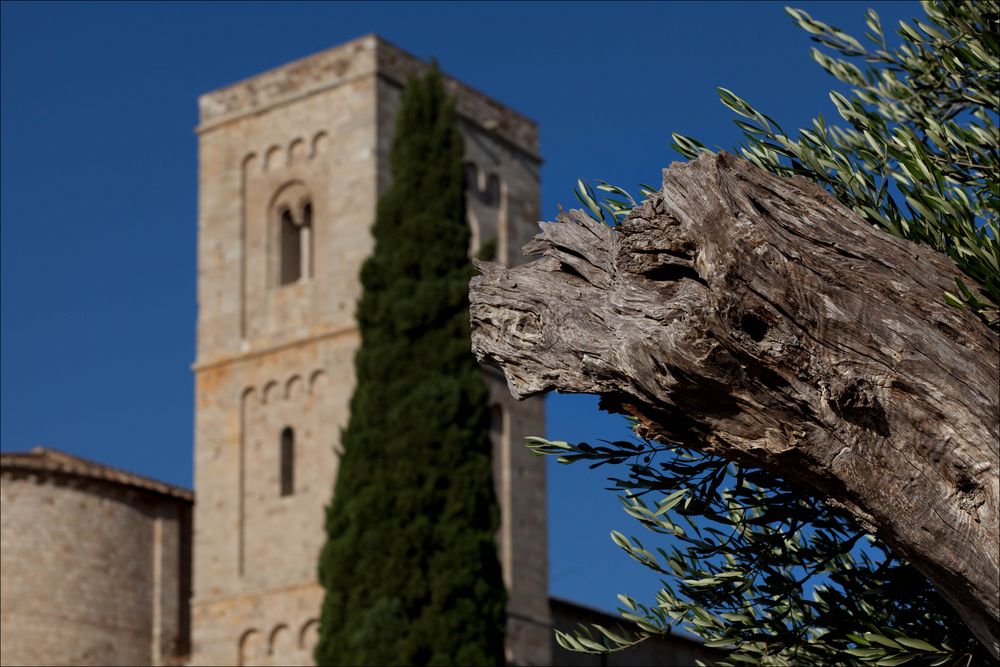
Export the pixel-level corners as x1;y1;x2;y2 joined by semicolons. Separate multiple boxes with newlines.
280;427;295;496
484;173;501;207
279;208;301;285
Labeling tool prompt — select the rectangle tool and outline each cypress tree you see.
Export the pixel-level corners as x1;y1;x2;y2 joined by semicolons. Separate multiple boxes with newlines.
315;67;507;667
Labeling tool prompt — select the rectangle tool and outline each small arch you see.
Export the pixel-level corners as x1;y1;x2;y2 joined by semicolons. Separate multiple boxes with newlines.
268;623;291;655
267;180;309;211
308;369;327;396
299;619;320;650
264;144;283;171
280;427;295;497
298;194;312;216
242;152;258;174
310;131;328;159
288;138;306;163
285;375;303;400
238;628;263;667
239;628;261;646
263;381;280;405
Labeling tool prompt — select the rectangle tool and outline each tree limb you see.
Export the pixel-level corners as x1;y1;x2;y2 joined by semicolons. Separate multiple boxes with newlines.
469;152;999;655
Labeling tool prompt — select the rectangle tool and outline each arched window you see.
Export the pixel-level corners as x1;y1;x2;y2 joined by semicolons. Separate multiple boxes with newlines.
484;173;501;207
279;209;301;285
280;427;295;496
464;162;479;193
271;182;314;287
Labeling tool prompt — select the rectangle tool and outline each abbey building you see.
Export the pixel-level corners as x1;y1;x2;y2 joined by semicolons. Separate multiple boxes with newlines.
0;35;711;667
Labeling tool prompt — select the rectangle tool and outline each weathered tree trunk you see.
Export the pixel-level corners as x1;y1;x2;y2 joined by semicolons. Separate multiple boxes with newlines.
469;152;999;655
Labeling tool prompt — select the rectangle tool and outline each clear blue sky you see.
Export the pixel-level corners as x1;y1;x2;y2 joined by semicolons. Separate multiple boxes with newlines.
1;0;918;616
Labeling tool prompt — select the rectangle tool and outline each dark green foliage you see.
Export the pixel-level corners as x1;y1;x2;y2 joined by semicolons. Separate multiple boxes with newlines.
315;67;506;667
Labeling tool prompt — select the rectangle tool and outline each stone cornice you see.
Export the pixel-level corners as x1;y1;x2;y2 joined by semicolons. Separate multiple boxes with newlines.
192;324;359;373
196;34;540;160
1;447;193;502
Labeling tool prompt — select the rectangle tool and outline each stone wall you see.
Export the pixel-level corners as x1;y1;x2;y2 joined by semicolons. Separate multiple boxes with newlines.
193;34;549;666
2;34;719;667
191;32;378;665
198;36;538;160
0;449;192;667
190;340;353;665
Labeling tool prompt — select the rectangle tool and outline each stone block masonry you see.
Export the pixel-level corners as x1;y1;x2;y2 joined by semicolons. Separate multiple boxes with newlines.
192;34;549;666
0;448;192;667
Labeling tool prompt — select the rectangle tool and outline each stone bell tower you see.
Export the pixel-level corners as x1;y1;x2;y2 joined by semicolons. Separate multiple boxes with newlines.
191;35;549;666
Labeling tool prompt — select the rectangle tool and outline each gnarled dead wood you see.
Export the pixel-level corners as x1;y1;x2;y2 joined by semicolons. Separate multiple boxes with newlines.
469;152;999;655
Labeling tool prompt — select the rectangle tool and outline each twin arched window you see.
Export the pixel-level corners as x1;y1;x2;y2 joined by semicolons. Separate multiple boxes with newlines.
278;201;312;286
271;182;314;287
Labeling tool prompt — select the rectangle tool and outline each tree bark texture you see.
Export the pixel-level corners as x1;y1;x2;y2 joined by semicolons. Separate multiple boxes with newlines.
469;152;999;655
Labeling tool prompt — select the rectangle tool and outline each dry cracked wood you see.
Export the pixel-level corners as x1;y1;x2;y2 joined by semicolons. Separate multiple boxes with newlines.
469;152;999;655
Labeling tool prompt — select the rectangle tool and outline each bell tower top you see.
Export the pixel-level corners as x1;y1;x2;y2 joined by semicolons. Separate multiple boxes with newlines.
197;34;539;157
194;34;541;370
